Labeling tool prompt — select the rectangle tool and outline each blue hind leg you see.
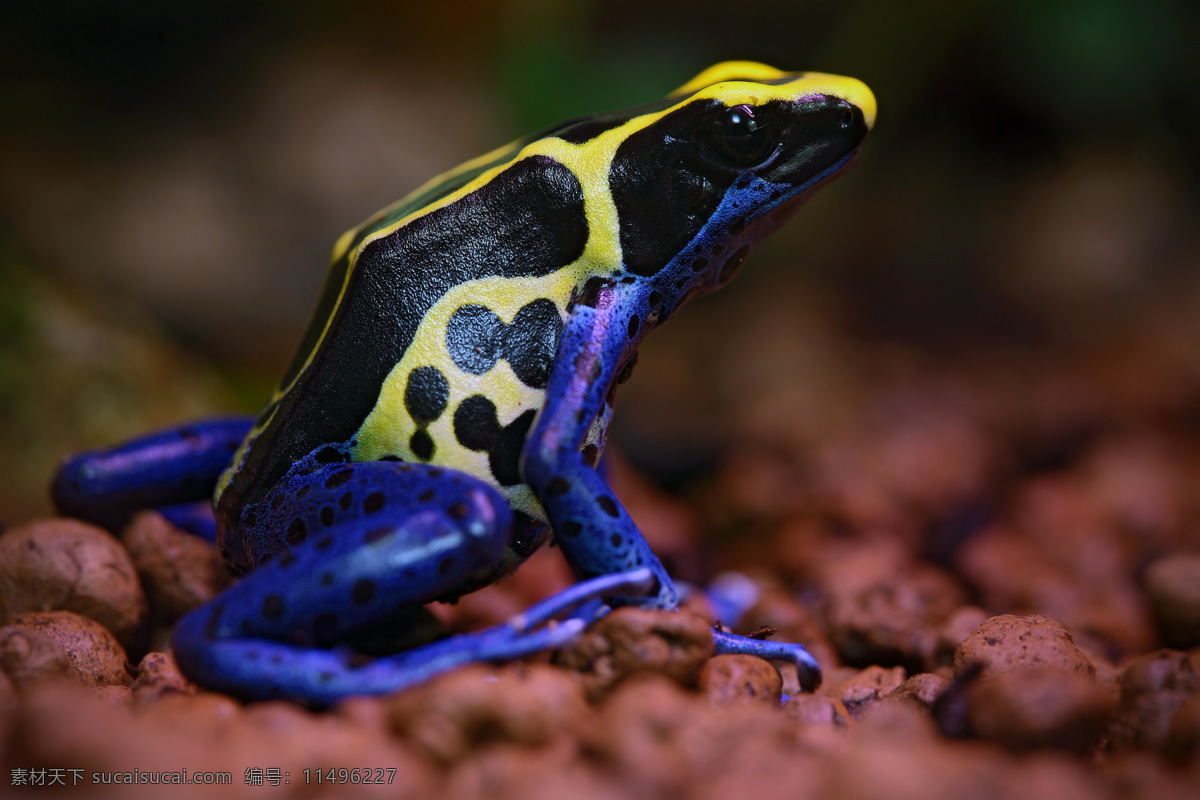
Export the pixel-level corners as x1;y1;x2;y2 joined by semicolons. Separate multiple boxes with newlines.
52;416;254;533
172;460;650;705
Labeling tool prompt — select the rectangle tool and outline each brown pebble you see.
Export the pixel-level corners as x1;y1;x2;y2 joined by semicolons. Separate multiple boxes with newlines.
958;503;1154;656
131;649;197;704
954;614;1094;680
387;663;587;764
122;511;231;621
0;518;147;646
858;697;941;739
1165;693;1200;762
582;675;699;793
821;665;906;719
553;607;713;700
1101;750;1200;800
956;525;1057;613
887;672;950;711
333;694;392;736
94;684;133;706
1;611;130;688
1145;554;1200;649
929;605;989;671
740;588;838;674
781;692;854;731
0;667;14;709
447;740;605;800
967;668;1113;754
825;561;965;670
583;672;791;796
0;624;73;689
243;697;313;732
1077;642;1122;701
698;654;782;705
1109;649;1200;751
821;721;1007;800
679;587;717;624
137;691;242;735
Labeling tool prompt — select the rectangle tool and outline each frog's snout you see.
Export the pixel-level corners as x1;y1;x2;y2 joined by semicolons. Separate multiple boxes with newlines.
788;73;876;131
839;76;876;131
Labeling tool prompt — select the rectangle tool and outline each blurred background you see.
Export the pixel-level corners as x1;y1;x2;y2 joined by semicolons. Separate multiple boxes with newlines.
1;0;1198;529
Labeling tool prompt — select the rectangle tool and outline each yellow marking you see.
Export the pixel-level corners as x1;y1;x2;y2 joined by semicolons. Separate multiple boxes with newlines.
329;228;358;268
214;444;242;503
214;467;234;505
674;65;876;132
670;61;786;95
354;272;590;520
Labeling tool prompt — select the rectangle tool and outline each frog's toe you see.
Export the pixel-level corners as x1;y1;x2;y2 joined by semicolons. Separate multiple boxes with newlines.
712;630;823;692
512;567;655;630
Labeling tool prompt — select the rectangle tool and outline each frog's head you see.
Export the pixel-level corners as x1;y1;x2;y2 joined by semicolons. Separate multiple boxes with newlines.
603;61;874;312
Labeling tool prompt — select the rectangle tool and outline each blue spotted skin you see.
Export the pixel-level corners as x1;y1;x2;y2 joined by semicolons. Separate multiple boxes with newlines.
52;64;875;704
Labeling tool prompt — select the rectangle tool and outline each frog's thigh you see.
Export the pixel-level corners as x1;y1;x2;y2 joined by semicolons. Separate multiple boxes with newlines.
187;462;512;647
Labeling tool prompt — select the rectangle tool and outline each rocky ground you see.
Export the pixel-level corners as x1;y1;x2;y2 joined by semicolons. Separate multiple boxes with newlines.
1;273;1199;799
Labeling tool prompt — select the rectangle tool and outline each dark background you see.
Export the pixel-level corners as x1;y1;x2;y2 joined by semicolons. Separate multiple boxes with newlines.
1;0;1197;522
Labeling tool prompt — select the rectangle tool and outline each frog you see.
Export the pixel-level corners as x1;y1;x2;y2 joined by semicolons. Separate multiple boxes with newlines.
52;62;875;705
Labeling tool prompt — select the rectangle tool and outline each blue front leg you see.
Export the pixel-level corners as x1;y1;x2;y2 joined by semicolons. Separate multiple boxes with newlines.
523;281;822;690
523;285;677;609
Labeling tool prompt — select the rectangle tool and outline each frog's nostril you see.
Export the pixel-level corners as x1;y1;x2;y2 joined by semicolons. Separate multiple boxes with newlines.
839;108;854;129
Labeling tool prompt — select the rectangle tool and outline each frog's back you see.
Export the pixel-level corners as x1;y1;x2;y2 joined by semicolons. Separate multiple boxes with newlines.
215;62;876;548
215;150;595;522
212;93;685;531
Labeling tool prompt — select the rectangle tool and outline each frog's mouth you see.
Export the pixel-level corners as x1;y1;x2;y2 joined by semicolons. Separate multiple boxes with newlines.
696;147;862;291
767;148;862;224
729;147;862;245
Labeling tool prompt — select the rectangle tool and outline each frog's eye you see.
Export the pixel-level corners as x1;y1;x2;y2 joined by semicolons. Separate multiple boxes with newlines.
703;104;777;170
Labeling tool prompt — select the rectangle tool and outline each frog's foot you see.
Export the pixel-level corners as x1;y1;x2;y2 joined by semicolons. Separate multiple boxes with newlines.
176;539;652;706
510;567;654;631
712;630;822;691
52;416;253;533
